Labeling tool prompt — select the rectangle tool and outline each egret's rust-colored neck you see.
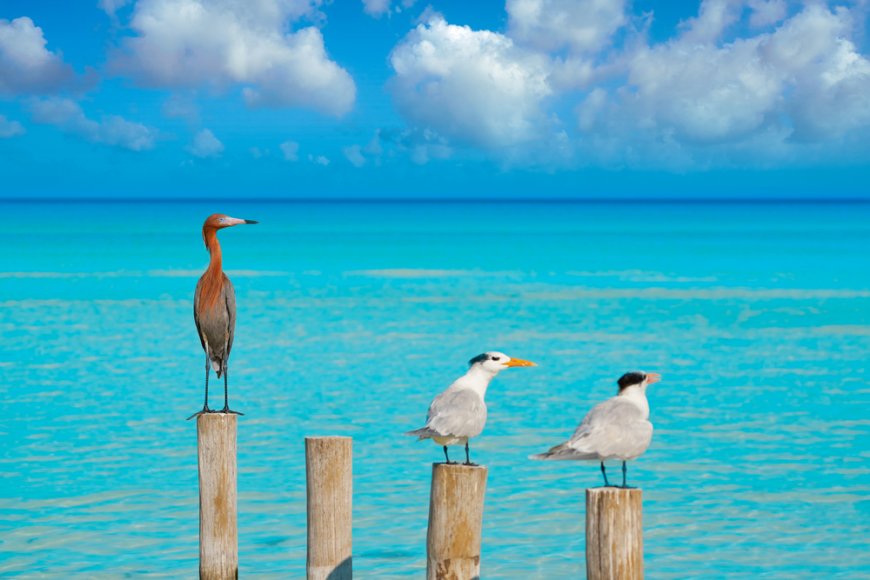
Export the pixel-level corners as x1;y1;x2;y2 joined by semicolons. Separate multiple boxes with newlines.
203;226;223;272
200;226;224;310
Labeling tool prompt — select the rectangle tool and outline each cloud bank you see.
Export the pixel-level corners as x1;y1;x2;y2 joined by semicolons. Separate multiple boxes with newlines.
387;1;870;168
0;17;77;95
390;16;553;150
29;98;157;151
113;0;356;116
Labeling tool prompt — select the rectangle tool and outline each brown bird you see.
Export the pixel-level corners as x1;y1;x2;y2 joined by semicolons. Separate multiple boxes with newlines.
187;213;257;420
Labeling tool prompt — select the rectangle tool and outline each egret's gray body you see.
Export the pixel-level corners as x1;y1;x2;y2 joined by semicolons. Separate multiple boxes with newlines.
194;273;236;378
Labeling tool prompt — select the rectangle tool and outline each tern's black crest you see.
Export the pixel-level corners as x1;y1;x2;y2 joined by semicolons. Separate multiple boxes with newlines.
617;371;647;391
468;353;489;366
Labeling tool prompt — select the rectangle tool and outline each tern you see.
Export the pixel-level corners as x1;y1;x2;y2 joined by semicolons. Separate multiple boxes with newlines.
531;371;661;488
406;352;536;465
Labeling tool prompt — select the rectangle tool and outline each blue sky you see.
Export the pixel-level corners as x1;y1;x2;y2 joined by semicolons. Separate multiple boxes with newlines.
1;0;869;198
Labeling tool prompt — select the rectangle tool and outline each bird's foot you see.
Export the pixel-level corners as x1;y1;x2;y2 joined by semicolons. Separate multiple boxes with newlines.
442;460;457;465
186;406;213;420
219;406;244;416
463;461;479;467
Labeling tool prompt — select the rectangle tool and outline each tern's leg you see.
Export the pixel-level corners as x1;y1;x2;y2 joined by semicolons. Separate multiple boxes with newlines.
220;366;244;416
443;446;454;464
187;355;213;420
463;442;477;466
622;461;627;488
600;461;611;487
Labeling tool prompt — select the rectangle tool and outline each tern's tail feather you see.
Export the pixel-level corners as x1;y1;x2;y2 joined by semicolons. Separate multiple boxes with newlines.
405;427;433;439
530;442;597;461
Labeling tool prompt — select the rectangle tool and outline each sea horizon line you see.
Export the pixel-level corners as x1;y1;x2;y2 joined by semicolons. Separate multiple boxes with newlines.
2;196;869;204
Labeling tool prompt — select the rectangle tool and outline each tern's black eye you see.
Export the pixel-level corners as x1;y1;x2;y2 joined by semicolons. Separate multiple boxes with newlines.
491;356;500;361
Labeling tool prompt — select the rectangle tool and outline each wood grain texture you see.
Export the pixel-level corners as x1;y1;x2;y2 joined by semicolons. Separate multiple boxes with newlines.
197;414;238;580
426;464;488;580
306;437;353;580
586;487;643;580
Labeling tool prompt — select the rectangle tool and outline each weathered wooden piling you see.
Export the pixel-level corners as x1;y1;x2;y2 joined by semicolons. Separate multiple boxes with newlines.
426;463;488;580
305;436;353;580
197;413;238;580
586;487;643;580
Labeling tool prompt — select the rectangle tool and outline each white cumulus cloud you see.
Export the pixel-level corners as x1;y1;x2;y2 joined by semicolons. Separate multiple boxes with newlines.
385;1;870;168
343;144;366;167
506;0;628;54
678;0;745;44
583;3;870;152
362;0;391;16
29;98;157;151
747;0;787;28
280;140;300;161
188;128;224;158
764;5;870;141
362;0;416;17
0;17;76;95
113;0;356;116
0;115;25;137
99;0;132;19
389;15;553;149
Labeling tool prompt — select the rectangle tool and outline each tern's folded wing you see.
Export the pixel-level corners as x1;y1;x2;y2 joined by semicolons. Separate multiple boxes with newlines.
569;398;651;459
424;389;487;439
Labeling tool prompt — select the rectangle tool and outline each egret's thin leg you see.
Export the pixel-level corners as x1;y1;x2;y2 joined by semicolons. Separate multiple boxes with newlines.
221;366;244;416
222;368;228;410
187;355;212;420
600;461;611;487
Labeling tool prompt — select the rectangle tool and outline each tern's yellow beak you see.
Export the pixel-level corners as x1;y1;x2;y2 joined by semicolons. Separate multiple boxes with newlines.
505;357;536;367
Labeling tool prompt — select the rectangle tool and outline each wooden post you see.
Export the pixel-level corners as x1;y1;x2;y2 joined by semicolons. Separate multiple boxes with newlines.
197;413;238;580
426;463;488;580
306;436;353;580
586;487;643;580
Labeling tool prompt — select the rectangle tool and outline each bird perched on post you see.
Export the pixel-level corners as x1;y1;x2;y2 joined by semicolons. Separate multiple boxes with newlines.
188;213;258;420
531;371;661;488
406;352;536;465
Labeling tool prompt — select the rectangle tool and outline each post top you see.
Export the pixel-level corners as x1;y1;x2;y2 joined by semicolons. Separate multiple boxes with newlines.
431;462;488;472
305;435;353;441
586;486;643;495
196;413;238;421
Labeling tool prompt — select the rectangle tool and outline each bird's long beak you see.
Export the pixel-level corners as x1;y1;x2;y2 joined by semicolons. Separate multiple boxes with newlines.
505;357;536;367
646;372;662;385
225;216;258;226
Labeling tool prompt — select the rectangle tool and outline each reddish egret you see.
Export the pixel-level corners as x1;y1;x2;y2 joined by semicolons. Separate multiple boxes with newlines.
188;213;257;420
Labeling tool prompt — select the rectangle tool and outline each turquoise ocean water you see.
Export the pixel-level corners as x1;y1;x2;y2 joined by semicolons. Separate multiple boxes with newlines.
1;199;869;578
